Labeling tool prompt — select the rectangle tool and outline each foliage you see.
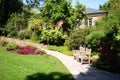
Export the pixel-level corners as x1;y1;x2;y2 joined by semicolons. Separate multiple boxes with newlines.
34;49;46;55
69;1;86;28
90;54;100;62
0;0;23;27
18;29;32;39
92;28;120;72
0;41;8;47
5;13;27;37
31;32;39;41
47;45;72;56
93;53;120;73
28;14;43;31
6;42;18;51
40;0;71;24
26;0;45;8
40;0;85;33
40;30;65;45
18;46;36;54
0;46;74;80
65;28;92;50
91;0;120;72
100;0;120;13
85;31;106;48
39;30;48;43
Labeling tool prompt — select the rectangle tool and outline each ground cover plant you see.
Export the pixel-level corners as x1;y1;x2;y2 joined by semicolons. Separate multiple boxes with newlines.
0;46;74;80
18;46;36;54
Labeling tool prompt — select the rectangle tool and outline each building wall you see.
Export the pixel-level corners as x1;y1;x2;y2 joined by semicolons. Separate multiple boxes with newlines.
80;15;103;28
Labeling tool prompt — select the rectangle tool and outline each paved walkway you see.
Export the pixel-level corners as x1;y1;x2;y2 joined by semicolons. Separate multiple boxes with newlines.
1;37;120;80
44;49;120;80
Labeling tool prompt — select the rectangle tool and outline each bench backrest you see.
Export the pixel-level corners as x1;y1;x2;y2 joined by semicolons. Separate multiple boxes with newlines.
79;46;86;53
85;48;91;56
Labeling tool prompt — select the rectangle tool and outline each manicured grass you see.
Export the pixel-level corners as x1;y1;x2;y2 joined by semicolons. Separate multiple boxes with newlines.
0;46;74;80
47;45;73;56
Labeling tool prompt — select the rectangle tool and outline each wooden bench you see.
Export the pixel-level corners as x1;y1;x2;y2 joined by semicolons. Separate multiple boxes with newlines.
72;47;91;64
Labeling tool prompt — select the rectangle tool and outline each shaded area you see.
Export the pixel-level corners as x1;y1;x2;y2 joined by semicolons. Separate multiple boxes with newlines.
26;72;74;80
75;66;120;80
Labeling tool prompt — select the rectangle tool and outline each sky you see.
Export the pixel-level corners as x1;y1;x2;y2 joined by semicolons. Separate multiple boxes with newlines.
23;0;108;9
72;0;108;9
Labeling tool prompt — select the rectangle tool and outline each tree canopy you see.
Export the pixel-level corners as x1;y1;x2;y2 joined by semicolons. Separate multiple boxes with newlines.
100;0;120;13
0;0;23;26
40;0;85;34
26;0;45;8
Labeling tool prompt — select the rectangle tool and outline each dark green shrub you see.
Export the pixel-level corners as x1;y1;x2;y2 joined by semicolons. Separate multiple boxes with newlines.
65;28;92;50
6;42;18;51
85;31;106;48
18;29;32;39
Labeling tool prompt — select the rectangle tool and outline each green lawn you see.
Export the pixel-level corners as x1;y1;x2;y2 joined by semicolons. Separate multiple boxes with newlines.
47;45;73;56
0;46;74;80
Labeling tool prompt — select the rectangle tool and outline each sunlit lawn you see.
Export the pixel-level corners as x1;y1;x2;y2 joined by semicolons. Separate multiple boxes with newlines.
0;46;74;80
47;45;73;56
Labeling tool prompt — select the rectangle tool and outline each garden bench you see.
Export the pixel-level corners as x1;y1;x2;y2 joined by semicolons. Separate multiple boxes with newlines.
72;47;91;64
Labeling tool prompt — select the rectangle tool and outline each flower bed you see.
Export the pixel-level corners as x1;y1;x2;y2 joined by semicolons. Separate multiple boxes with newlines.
0;40;46;55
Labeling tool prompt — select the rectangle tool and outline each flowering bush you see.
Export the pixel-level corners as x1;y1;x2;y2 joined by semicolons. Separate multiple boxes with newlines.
18;46;36;54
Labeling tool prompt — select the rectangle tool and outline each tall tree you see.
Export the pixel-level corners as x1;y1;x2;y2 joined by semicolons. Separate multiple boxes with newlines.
40;0;72;30
40;0;85;34
0;0;23;25
100;0;120;13
0;0;23;34
5;13;27;37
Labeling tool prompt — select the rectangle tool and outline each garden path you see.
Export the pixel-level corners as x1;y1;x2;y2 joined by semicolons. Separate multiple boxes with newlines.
1;37;120;80
44;49;120;80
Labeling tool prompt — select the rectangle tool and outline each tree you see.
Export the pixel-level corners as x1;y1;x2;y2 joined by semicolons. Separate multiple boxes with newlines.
0;0;23;34
68;1;85;28
40;0;85;35
28;14;43;31
26;0;45;8
5;13;27;37
90;0;120;72
0;0;23;25
100;0;120;13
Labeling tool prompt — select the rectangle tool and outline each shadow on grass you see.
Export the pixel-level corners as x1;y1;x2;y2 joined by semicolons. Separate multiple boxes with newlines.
26;72;74;80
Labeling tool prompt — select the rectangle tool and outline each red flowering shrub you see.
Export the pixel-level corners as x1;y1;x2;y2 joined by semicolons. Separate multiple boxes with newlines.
18;46;36;54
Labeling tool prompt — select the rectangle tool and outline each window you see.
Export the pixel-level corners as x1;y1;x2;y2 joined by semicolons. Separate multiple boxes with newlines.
88;18;92;27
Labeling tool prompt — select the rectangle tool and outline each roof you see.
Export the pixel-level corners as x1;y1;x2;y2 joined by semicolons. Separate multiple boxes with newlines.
85;8;107;17
86;8;106;14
